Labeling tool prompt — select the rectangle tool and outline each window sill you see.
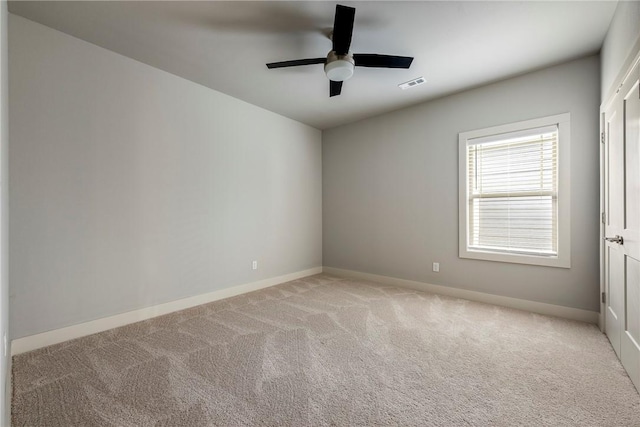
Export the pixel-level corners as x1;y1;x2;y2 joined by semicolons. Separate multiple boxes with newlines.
459;247;570;268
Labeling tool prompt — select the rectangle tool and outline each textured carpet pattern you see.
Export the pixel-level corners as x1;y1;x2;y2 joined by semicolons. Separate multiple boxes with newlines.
12;274;640;426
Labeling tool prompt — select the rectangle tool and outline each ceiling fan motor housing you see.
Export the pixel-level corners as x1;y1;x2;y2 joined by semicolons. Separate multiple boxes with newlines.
324;51;355;82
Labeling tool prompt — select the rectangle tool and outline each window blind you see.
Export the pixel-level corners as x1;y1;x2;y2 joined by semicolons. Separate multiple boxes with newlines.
467;126;558;256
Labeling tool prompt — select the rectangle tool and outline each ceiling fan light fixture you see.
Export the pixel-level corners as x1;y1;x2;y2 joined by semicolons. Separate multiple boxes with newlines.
324;51;355;82
266;5;414;97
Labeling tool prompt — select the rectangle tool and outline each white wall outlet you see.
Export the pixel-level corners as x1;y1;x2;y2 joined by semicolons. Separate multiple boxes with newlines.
252;260;258;270
433;262;440;272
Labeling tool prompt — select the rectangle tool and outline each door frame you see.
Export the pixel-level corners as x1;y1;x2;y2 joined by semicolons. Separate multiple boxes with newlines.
600;45;640;333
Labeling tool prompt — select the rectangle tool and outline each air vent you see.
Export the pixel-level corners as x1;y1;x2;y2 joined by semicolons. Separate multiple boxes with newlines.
398;77;426;90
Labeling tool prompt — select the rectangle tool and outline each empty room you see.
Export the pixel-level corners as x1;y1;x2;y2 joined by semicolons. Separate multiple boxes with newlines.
1;0;639;425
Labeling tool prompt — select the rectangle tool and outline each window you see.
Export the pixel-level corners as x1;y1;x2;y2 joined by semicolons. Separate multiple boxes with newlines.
458;113;570;268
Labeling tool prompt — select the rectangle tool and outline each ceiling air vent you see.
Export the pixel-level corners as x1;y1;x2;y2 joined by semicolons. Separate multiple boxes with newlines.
398;77;425;90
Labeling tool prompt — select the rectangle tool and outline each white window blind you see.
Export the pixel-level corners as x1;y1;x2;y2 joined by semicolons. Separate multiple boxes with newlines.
467;125;558;256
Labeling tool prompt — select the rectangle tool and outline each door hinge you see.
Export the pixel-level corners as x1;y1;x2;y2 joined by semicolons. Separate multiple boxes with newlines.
602;212;606;224
602;292;606;304
601;131;606;144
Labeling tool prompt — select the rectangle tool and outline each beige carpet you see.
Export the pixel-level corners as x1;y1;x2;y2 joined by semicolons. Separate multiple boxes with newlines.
12;274;640;426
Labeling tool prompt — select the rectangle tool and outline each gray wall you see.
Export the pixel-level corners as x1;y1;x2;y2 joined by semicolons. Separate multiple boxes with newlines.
0;1;8;424
600;0;640;100
9;15;322;339
323;55;601;312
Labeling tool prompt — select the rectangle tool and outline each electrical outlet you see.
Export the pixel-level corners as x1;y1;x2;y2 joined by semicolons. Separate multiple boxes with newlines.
252;260;258;270
432;262;440;272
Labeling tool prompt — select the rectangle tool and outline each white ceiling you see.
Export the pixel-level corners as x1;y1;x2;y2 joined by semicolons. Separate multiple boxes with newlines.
9;1;618;129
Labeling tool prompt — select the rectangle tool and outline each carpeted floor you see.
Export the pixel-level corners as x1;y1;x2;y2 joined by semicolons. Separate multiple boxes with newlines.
12;274;640;426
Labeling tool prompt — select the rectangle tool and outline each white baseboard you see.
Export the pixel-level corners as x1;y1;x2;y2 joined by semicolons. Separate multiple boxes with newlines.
4;352;10;427
324;267;599;324
11;267;323;355
599;312;605;332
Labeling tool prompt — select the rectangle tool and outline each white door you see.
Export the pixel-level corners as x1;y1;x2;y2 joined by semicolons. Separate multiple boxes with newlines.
603;57;640;392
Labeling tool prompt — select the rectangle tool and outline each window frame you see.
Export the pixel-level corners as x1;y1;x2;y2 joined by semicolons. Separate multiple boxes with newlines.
458;113;571;268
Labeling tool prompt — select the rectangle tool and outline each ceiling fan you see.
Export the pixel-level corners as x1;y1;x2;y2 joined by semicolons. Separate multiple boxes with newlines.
266;4;414;97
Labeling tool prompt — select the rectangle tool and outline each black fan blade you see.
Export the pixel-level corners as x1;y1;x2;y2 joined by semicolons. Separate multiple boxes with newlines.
353;54;413;68
332;5;355;55
330;80;343;97
266;58;326;69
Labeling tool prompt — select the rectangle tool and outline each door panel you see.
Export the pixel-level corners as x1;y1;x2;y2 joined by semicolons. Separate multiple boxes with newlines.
605;100;623;358
608;108;624;230
626;257;640;346
621;73;640;391
604;58;640;392
625;80;640;236
606;245;624;356
623;253;640;391
623;79;640;261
